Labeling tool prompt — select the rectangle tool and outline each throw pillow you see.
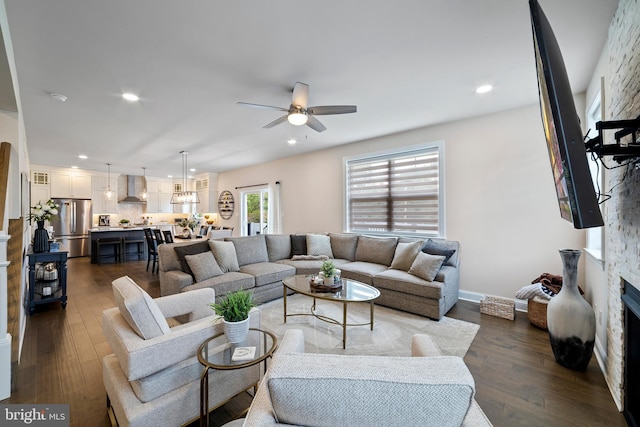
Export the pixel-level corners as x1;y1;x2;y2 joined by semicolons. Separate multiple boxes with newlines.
112;276;170;340
173;241;211;277
408;252;446;282
390;241;422;271
226;234;269;266
208;240;240;273
422;239;456;264
265;234;292;262
354;235;398;266
306;234;334;258
185;251;224;282
290;235;307;256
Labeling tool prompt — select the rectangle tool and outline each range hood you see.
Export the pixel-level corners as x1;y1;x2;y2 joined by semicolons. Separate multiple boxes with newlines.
118;175;147;204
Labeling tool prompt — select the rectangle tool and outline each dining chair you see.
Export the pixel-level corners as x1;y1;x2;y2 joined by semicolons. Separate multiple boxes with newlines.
162;229;174;243
143;228;159;273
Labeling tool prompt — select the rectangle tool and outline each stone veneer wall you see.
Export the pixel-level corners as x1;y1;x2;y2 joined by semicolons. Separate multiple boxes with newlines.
603;0;640;410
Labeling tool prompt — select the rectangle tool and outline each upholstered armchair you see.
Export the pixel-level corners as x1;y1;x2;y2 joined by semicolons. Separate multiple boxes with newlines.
102;276;261;427
237;330;492;427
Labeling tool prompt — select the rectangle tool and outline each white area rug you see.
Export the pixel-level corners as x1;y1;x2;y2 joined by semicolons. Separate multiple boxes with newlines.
258;294;479;357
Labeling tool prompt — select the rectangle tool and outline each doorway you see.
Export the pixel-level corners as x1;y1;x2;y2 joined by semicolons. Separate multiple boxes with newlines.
241;189;269;236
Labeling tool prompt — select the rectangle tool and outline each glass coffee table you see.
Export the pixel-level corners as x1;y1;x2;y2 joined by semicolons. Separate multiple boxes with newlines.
197;328;277;427
282;275;380;349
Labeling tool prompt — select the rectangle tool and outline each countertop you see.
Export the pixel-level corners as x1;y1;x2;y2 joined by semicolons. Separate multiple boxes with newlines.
89;226;149;232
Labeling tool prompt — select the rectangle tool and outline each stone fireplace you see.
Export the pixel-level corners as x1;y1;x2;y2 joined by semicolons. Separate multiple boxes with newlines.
622;282;639;426
598;0;640;416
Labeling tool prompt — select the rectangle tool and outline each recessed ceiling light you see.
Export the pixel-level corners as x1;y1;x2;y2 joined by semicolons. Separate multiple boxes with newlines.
167;175;173;178
50;93;67;102
475;85;493;94
122;93;139;102
190;168;196;172
78;154;88;159
71;165;78;169
287;138;297;145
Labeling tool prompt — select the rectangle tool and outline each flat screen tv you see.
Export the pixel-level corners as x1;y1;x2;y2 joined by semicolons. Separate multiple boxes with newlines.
529;0;604;229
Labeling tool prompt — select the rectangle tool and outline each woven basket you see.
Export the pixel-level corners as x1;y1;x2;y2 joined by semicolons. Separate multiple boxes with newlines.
527;296;549;330
480;296;515;320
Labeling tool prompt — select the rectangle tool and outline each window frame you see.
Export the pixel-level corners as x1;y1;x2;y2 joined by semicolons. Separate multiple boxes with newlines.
343;141;445;238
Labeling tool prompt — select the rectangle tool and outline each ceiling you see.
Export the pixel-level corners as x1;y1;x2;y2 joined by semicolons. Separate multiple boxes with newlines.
2;0;618;178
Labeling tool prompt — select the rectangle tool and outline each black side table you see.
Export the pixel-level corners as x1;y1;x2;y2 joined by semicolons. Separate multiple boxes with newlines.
27;243;68;314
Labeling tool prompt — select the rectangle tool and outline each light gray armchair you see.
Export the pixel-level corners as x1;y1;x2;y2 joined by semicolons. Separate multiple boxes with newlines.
102;276;260;427
238;330;492;427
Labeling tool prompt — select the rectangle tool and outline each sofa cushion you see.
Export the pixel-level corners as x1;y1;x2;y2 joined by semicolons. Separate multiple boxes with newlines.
173;241;211;277
339;261;389;285
227;235;269;266
112;276;170;340
185;251;224;282
306;234;333;258
239;262;296;287
329;233;359;261
208;240;240;273
265;234;292;262
276;258;350;276
354;235;398;266
290;235;307;256
373;269;444;299
266;353;474;427
183;271;254;297
409;251;446;282
422;238;458;267
390;241;422;271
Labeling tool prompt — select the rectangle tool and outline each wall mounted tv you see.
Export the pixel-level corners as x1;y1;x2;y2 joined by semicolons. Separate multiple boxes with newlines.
529;0;604;229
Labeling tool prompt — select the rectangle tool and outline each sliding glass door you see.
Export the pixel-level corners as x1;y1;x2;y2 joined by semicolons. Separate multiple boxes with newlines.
241;189;269;236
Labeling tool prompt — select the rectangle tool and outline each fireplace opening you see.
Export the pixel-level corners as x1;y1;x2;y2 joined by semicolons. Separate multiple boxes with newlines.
622;281;640;427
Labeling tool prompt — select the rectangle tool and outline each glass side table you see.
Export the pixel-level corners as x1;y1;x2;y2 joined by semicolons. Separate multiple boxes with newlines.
197;328;277;427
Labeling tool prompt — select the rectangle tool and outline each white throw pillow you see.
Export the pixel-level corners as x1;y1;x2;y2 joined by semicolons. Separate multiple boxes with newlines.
208;240;240;272
408;252;446;282
185;250;224;282
306;234;334;258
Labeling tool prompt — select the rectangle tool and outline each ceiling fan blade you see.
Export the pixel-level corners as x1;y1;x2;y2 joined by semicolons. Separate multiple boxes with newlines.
306;114;326;133
291;82;309;108
263;115;289;129
237;102;288;112
306;105;357;115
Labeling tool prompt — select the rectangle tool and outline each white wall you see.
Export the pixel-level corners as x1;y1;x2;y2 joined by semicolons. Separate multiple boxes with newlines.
219;102;586;299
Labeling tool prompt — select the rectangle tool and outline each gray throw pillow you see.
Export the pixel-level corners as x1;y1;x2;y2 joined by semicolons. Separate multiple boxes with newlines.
306;234;334;258
112;276;170;340
208;240;240;272
408;252;446;282
173;241;211;277
355;235;398;266
422;239;456;264
185;251;224;282
390;241;422;271
329;233;359;261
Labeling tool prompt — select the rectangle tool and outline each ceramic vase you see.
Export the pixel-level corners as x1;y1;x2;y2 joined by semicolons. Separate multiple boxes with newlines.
546;249;596;371
33;220;50;253
223;317;250;343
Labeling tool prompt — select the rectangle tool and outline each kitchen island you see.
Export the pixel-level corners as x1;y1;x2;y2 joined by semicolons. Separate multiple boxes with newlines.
89;227;147;264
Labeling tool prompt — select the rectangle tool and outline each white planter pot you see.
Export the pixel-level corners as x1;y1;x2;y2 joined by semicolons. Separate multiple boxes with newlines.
223;318;250;343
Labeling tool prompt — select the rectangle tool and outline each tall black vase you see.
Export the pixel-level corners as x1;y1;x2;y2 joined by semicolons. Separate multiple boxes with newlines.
547;249;596;371
33;220;50;253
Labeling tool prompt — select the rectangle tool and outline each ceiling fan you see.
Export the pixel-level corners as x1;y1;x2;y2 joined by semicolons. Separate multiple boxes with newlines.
237;82;357;133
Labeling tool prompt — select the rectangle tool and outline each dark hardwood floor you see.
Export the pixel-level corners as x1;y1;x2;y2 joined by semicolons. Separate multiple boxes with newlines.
2;257;626;427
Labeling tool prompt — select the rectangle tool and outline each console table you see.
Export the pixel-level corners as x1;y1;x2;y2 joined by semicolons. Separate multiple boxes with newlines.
27;243;68;314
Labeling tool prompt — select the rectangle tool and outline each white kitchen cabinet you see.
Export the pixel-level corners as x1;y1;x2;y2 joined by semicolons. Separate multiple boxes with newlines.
91;176;117;213
30;185;50;206
145;192;173;213
51;172;92;198
194;172;218;213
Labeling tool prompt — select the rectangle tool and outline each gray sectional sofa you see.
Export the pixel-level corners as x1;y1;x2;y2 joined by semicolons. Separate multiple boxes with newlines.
158;233;460;320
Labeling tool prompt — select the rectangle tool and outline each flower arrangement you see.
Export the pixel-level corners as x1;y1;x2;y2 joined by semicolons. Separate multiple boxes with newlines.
178;214;201;231
27;199;59;223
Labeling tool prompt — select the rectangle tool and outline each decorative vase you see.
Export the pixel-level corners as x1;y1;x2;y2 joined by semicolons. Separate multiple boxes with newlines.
546;249;596;371
33;220;50;253
223;318;250;343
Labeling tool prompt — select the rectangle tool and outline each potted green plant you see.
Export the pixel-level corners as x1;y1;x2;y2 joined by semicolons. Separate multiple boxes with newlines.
321;260;337;285
209;290;255;343
119;218;130;227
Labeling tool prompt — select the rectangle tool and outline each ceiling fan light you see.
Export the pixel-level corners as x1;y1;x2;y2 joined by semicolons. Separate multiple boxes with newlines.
288;111;307;126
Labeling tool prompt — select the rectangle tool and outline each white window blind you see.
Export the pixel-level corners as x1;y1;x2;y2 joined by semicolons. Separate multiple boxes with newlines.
346;145;443;237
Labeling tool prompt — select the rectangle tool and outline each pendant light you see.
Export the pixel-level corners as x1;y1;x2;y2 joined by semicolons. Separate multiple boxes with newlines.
170;151;199;204
140;167;148;200
105;163;114;200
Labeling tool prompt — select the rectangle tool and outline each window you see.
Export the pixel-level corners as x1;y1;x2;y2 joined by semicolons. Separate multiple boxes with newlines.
241;188;269;236
586;91;604;260
345;142;444;237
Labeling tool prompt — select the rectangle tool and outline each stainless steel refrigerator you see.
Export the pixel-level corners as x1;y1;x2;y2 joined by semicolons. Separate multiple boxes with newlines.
49;198;92;257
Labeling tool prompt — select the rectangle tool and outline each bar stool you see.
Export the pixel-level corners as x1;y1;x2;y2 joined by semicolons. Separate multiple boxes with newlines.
122;235;145;261
143;228;158;273
153;228;165;245
162;230;174;243
96;237;123;265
